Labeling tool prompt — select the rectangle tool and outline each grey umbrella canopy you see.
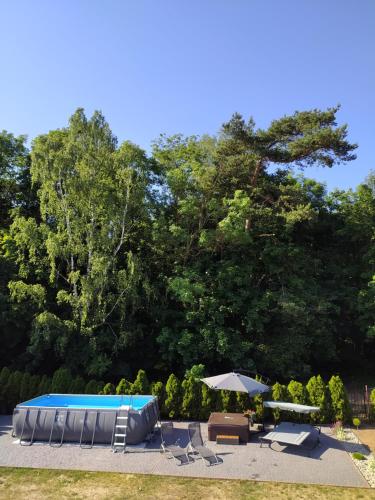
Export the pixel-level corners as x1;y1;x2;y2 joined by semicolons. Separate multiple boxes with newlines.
201;372;269;397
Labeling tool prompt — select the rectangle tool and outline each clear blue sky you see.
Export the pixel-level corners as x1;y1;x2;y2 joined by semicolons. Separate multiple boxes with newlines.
1;0;374;191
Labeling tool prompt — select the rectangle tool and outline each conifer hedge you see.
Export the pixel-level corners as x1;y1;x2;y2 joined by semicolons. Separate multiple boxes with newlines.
0;366;354;423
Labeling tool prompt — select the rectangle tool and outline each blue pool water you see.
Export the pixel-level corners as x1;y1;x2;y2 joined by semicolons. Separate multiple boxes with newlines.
17;394;154;411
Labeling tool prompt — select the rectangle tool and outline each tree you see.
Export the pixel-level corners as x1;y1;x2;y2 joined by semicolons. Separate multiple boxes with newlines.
51;368;72;394
181;375;201;419
287;380;308;404
19;372;31;402
4;370;23;412
151;381;165;416
370;388;375;421
29;374;41;398
38;375;51;395
101;383;115;395
328;375;351;423
85;380;100;394
200;384;216;420
0;367;11;412
219;390;237;413
9;109;155;377
164;374;181;419
69;376;86;394
306;375;331;423
154;107;357;376
131;370;150;395
271;382;288;422
116;378;132;395
236;392;250;413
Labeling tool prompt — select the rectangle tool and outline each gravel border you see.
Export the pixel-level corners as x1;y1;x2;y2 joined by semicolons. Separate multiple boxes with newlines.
339;428;375;487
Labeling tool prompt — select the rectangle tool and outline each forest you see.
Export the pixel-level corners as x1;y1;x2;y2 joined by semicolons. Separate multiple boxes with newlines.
0;106;374;384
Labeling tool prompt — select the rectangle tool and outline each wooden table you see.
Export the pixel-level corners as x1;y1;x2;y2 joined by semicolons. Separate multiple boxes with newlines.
208;412;249;443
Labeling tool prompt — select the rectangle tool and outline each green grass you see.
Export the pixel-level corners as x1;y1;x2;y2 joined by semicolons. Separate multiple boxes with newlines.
0;467;373;500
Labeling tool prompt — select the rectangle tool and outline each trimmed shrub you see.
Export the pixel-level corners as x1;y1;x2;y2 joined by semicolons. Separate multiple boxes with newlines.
85;380;100;394
352;452;366;460
131;370;150;395
352;417;361;429
165;374;181;419
116;378;132;395
200;384;216;420
306;375;331;423
101;383;115;395
328;375;351;423
51;368;72;394
181;376;201;419
271;382;289;422
69;376;86;394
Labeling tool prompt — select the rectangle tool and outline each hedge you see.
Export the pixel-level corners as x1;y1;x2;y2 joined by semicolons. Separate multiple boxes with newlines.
0;366;353;423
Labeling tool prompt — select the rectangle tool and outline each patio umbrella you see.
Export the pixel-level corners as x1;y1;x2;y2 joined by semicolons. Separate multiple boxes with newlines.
201;372;270;397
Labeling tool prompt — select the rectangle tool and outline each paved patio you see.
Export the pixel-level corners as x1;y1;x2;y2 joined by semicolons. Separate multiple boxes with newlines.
0;415;368;488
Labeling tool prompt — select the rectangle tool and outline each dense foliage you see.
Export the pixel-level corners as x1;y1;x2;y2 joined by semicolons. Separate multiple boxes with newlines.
0;107;374;383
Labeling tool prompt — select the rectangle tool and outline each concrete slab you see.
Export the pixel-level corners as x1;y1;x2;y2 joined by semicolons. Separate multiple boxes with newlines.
0;416;368;488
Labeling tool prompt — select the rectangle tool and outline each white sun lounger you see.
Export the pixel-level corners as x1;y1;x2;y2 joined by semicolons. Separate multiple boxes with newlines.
260;422;320;450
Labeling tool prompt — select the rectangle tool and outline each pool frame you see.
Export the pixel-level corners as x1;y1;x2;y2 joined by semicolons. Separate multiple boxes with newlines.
12;394;159;447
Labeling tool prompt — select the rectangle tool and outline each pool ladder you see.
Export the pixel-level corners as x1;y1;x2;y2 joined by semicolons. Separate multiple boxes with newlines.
18;408;40;446
111;408;129;453
79;410;99;449
49;409;68;447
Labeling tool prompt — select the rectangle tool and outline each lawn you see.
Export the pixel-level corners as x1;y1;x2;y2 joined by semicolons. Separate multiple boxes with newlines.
0;467;373;500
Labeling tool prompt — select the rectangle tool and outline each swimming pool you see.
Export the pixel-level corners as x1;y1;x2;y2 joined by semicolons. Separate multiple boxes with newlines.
12;394;159;447
18;394;154;411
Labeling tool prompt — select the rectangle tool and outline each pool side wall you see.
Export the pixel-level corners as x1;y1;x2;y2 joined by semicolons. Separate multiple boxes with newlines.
12;398;158;445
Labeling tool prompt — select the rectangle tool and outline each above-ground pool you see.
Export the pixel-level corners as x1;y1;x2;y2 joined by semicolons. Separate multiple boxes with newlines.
12;394;159;447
